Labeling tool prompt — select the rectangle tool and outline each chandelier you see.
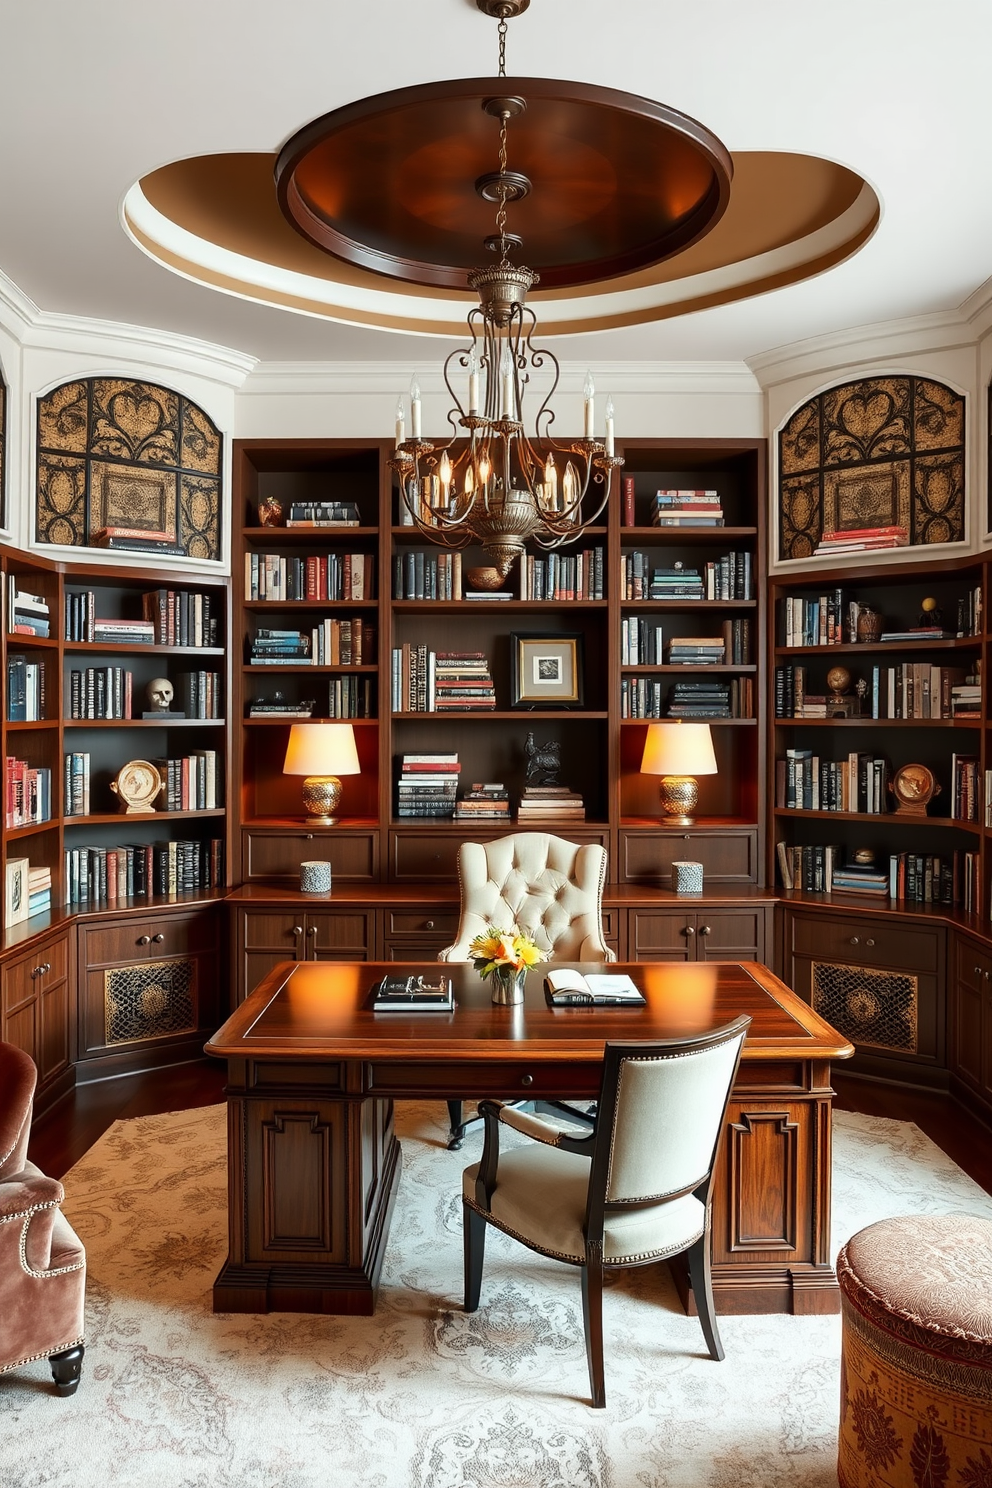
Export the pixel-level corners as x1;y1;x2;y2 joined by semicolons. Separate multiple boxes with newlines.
387;1;623;577
275;1;734;578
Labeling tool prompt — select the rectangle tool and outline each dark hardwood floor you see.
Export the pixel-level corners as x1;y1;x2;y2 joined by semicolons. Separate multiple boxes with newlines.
29;1060;992;1198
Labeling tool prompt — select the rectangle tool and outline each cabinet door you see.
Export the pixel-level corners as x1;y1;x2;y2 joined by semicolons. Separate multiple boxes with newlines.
628;910;693;962
696;910;766;962
305;911;375;962
1;946;39;1063
952;938;989;1093
237;910;305;1004
620;830;757;885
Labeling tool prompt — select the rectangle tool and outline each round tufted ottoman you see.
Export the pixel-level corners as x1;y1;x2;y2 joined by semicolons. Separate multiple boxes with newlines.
837;1214;992;1488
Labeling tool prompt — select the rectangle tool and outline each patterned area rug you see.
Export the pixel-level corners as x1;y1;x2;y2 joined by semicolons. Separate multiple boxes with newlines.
4;1104;992;1488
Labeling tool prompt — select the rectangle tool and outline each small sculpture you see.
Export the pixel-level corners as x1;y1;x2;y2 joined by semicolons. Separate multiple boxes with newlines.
524;732;561;787
257;496;285;528
856;603;882;644
146;677;174;713
919;596;943;627
826;665;851;701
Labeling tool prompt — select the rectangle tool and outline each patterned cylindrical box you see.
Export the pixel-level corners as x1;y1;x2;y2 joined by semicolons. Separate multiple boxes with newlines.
300;860;332;894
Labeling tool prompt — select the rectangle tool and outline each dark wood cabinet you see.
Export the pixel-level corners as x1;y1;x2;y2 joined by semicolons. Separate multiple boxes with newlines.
1;930;72;1108
243;828;378;884
950;933;992;1113
234;904;376;1001
77;906;221;1075
619;828;758;886
780;905;945;1082
627;904;768;962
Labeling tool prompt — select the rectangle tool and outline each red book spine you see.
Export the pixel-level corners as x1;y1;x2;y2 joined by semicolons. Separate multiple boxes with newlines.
622;475;635;527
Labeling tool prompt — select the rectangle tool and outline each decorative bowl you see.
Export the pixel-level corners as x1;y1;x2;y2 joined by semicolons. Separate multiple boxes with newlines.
466;566;505;591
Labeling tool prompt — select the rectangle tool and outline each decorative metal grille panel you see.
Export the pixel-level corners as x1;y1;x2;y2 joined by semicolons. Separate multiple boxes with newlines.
104;959;196;1045
35;377;221;559
778;376;965;560
811;961;918;1053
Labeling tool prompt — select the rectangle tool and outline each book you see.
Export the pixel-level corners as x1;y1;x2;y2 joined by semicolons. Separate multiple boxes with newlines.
369;974;454;1012
543;969;645;1006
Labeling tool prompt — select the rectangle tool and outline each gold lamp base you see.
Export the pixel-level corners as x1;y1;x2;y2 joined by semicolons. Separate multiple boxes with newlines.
658;775;699;828
301;774;343;825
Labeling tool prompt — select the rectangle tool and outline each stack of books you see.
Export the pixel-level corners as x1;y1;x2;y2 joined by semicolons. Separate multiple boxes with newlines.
704;552;753;600
64;752;91;816
286;501;360;527
27;865;51;918
620;616;664;665
667;680;731;718
179;671;222;719
952;677;982;718
814;525;909;557
434;652;497;710
309;617;375;665
91;525;183;554
142;589;220;646
328;675;374;718
248;697;316;719
396;754;460;818
8;585;50;636
393;550;463;599
519;549;604;600
65;839;224;904
649;565;704;600
651;489;724;527
830;863;891;897
92;617;156;646
517;784;586;822
667;637;725;665
250;628;311;664
68;667;133;719
453;782;511;820
245;552;373;601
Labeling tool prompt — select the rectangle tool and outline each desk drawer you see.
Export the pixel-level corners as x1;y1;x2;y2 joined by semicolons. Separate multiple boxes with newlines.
365;1060;601;1101
387;911;460;938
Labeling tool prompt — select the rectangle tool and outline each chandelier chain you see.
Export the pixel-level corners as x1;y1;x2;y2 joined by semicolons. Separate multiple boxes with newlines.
498;14;507;76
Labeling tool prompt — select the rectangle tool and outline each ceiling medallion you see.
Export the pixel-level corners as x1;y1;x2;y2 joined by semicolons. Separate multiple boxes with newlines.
275;0;735;575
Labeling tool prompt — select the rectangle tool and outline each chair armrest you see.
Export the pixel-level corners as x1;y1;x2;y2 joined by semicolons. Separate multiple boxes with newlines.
497;1105;574;1147
0;1173;63;1221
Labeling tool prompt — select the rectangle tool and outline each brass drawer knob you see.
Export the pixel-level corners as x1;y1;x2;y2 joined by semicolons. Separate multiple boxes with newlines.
426;920;435;930
152;933;165;944
520;1074;533;1087
699;925;711;936
848;936;859;946
865;938;875;948
137;935;151;946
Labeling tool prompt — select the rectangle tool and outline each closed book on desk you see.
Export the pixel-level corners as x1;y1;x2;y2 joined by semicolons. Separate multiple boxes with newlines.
544;970;646;1006
370;975;454;1012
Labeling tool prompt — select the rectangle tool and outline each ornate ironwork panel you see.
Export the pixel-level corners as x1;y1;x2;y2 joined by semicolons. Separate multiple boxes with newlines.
35;377;222;559
104;958;196;1045
778;376;965;561
810;960;918;1053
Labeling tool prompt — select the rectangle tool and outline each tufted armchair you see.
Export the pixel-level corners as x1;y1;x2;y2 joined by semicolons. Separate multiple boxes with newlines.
0;1041;86;1395
439;833;615;1147
438;832;615;965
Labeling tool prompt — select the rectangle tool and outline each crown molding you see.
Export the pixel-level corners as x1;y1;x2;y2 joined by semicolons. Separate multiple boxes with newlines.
0;268;256;388
240;359;761;397
748;288;992;389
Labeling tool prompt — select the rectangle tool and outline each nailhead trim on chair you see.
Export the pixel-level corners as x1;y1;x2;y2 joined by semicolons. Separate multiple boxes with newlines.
462;1195;706;1267
0;1335;85;1375
1;1199;86;1280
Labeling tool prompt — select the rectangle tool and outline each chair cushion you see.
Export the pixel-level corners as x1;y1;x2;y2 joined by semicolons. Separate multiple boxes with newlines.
464;1144;705;1264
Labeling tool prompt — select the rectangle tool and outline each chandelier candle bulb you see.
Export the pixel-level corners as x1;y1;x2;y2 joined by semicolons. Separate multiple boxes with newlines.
584;371;595;438
410;376;422;438
605;396;615;457
500;344;515;418
467;348;480;415
395;399;405;448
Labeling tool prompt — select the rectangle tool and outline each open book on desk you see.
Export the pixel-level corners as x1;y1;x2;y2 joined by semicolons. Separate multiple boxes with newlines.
370;974;454;1012
544;969;646;1007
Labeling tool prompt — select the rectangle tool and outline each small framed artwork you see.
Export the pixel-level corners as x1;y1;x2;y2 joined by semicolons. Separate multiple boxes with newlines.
510;632;584;708
5;856;30;927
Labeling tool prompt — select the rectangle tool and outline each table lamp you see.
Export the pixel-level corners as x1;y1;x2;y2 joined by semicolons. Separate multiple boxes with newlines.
640;721;717;828
283;723;360;825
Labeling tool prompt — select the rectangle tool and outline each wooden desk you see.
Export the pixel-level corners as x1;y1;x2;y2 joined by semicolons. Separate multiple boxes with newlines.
205;959;853;1317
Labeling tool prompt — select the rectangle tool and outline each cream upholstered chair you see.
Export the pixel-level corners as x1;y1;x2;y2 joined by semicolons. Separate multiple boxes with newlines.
0;1041;86;1395
462;1017;750;1408
438;832;615;1147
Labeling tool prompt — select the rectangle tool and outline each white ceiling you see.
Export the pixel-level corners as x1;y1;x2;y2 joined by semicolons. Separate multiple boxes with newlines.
3;0;991;367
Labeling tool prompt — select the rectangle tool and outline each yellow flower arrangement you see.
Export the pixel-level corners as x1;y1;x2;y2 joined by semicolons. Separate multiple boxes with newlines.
468;924;546;979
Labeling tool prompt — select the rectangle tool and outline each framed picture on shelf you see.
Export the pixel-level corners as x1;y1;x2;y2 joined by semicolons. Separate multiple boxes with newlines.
510;632;584;708
4;855;30;927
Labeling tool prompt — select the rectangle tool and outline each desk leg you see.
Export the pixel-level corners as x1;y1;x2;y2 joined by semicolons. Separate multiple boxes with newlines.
213;1082;402;1316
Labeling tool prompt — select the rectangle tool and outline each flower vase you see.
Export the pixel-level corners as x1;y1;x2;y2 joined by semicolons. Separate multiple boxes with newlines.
490;966;527;1005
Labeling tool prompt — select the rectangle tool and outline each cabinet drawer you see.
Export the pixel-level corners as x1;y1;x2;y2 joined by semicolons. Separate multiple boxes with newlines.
789;913;939;973
245;831;377;883
81;911;218;967
387;911;460;938
3;934;68;1010
619;830;757;885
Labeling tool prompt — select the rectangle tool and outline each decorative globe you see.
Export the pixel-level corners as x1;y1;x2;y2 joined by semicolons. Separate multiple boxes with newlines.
826;665;851;696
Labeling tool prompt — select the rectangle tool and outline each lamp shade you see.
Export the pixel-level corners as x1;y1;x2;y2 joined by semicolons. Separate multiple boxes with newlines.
640;722;718;777
283;723;361;777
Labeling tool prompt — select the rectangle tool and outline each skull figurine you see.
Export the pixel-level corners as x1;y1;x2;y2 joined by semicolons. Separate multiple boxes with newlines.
147;677;175;713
